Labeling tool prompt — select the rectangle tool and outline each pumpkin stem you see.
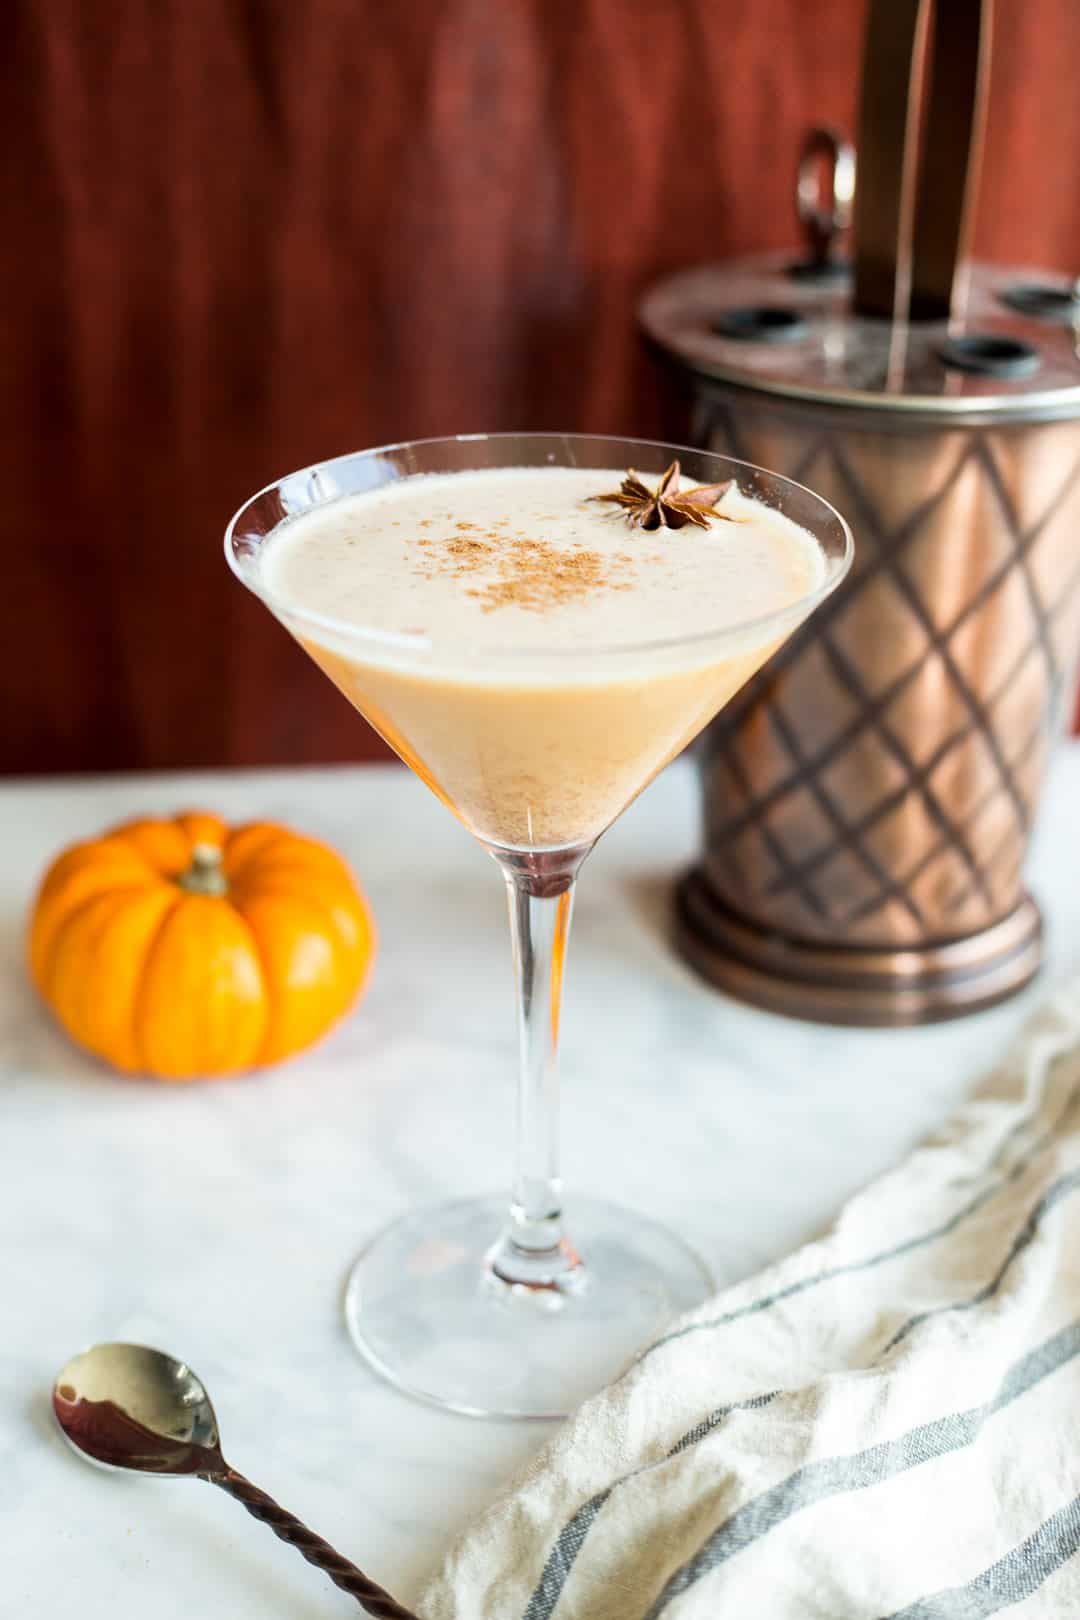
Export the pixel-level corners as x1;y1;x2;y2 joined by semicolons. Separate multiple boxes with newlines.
178;842;228;898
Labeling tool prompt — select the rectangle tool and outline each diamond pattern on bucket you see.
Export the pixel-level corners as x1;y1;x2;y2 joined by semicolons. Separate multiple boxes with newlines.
694;402;1080;948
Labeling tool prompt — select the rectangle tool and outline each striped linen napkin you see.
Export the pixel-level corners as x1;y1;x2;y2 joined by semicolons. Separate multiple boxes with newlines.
419;985;1080;1619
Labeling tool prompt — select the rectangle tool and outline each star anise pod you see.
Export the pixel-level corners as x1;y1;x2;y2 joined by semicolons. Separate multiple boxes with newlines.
589;460;735;530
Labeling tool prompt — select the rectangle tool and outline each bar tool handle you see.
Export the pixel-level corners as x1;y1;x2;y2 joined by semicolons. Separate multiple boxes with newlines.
208;1466;420;1619
853;0;992;322
909;0;993;320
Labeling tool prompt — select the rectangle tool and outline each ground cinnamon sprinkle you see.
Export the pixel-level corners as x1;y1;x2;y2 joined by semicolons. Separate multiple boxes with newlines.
414;525;636;612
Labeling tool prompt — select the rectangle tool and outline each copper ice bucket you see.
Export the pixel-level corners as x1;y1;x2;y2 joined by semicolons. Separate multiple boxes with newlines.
640;1;1080;1023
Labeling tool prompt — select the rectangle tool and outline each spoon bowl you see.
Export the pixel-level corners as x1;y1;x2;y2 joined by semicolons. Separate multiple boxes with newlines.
54;1343;221;1474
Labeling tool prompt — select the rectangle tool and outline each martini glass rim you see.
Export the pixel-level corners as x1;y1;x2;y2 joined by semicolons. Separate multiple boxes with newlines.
224;431;853;669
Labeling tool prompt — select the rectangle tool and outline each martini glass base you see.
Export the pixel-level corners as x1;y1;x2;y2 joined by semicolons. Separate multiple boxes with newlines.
343;1195;714;1419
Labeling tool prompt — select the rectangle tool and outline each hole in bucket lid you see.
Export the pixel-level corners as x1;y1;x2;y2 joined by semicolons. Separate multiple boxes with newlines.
787;257;850;286
937;334;1041;378
712;306;809;343
999;283;1080;322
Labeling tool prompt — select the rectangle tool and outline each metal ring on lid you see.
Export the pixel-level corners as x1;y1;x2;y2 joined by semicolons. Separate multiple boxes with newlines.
937;334;1041;378
789;127;855;283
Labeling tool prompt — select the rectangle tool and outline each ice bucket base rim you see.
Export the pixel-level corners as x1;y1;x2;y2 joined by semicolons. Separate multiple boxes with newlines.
674;870;1043;1028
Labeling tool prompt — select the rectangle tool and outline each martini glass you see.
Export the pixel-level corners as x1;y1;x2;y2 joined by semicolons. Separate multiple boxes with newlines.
226;434;852;1418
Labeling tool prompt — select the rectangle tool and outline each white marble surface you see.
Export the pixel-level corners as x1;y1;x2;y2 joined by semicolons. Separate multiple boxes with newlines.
3;751;1079;1616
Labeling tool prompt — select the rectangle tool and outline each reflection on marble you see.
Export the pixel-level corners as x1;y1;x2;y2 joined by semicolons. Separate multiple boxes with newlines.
3;754;1078;1616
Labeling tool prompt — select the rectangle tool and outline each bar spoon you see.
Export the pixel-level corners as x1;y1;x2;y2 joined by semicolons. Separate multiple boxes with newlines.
52;1342;419;1619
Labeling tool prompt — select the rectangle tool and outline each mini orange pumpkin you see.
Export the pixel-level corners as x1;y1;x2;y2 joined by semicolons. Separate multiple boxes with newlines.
29;812;376;1080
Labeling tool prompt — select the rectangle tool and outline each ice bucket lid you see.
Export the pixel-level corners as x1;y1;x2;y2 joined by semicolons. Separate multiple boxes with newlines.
639;256;1080;424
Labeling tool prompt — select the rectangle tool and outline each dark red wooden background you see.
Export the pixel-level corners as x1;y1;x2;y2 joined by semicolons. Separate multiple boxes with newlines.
4;0;1079;775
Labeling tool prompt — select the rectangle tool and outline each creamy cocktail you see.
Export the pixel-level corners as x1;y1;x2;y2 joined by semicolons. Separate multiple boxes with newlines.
227;435;852;1418
259;467;823;851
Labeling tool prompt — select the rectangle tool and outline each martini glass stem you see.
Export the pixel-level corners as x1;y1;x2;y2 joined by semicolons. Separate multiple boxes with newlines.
488;850;587;1293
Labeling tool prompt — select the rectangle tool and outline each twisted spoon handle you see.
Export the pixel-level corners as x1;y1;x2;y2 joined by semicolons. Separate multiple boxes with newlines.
208;1466;420;1619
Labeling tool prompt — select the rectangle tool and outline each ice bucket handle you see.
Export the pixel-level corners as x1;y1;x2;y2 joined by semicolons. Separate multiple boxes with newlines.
853;0;992;323
796;127;856;275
